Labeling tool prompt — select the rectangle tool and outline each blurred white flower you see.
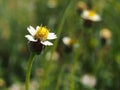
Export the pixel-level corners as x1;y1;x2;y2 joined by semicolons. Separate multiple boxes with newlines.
100;28;112;40
76;1;87;13
25;25;57;46
100;28;112;45
9;83;22;90
80;74;97;87
47;0;57;8
30;80;39;90
81;10;101;21
46;51;60;61
62;37;74;46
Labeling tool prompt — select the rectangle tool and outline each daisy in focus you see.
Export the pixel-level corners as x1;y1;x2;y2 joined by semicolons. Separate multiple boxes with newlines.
25;25;57;46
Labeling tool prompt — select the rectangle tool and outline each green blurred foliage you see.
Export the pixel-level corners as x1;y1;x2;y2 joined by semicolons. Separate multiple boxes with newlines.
0;0;120;90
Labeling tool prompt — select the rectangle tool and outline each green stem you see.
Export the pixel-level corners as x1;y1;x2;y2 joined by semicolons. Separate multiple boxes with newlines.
55;64;66;90
25;53;35;90
70;47;81;90
70;53;79;90
93;48;103;74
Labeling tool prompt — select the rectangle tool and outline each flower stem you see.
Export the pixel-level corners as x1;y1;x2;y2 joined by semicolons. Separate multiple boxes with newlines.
70;52;79;90
55;64;66;90
25;53;35;90
93;48;104;74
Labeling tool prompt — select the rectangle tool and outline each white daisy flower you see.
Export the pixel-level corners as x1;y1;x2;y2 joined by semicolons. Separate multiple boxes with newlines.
25;25;57;46
62;37;74;46
81;10;101;21
80;74;97;87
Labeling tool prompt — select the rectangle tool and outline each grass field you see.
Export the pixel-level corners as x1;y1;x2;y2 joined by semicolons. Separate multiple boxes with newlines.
0;0;120;90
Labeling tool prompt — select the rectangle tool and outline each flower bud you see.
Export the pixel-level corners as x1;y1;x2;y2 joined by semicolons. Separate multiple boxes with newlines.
100;28;112;46
28;41;44;55
76;1;87;15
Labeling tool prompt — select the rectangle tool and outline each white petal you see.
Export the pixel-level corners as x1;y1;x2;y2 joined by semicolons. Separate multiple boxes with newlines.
27;26;36;36
47;33;57;40
81;10;89;19
25;35;37;42
92;15;101;21
36;26;40;30
41;41;53;46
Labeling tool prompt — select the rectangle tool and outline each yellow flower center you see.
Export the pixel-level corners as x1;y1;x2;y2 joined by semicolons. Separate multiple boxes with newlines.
35;26;49;41
89;10;96;16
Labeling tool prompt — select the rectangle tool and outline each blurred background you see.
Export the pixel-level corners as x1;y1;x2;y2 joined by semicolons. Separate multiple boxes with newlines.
0;0;120;90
